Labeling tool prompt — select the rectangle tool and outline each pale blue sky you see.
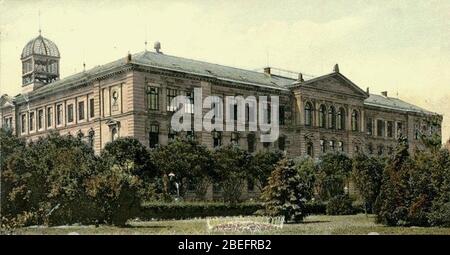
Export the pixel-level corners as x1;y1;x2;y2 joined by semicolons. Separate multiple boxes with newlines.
1;0;449;140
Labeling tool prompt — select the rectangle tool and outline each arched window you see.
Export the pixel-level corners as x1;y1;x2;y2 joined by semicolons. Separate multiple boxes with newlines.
320;139;326;153
338;141;344;152
304;102;313;126
337;107;345;130
319;105;326;128
351;110;359;131
306;142;314;157
328;106;336;129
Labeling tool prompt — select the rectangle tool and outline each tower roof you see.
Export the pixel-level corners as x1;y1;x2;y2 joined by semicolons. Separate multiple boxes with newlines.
21;34;60;59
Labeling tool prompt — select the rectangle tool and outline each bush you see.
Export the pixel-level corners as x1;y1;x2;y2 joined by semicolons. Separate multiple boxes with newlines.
139;202;263;220
326;194;355;215
261;158;307;223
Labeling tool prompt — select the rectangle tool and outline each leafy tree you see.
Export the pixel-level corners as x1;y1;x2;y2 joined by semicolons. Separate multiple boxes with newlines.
102;137;155;181
151;138;214;200
375;136;413;226
352;153;384;213
428;149;450;226
293;156;316;201
261;158;307;223
250;150;284;192
316;152;352;200
1;133;99;226
212;144;252;204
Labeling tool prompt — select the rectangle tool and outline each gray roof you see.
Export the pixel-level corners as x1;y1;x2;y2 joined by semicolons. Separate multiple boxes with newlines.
22;34;60;59
364;94;436;115
130;51;295;90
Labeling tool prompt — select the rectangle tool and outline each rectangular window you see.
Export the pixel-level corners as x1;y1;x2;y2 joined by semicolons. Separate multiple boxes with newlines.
279;106;285;125
90;98;95;118
387;121;394;138
147;87;159;110
377;119;385;137
78;101;85;121
38;109;44;130
149;124;159;148
21;114;26;133
185;90;194;114
247;133;255;152
396;122;403;138
278;136;286;151
366;118;373;136
56;104;63;125
47;107;53;127
166;88;178;112
3;117;12;129
29;112;35;131
67;104;74;123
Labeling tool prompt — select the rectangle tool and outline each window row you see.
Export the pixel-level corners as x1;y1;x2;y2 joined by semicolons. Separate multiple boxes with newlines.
147;86;286;125
304;102;360;131
148;125;286;152
20;99;95;134
366;118;403;138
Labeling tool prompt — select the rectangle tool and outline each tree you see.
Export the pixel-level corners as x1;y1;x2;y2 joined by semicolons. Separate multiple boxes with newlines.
102;137;155;181
352;153;384;213
212;144;252;204
261;158;308;223
316;152;352;200
375;136;412;226
428;149;450;226
250;150;284;192
151;138;214;200
1;132;99;226
293;156;316;201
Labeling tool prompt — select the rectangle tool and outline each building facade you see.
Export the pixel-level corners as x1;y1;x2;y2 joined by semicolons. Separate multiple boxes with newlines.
0;33;443;159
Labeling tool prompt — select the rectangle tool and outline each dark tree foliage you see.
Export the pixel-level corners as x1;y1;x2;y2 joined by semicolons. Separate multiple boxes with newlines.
326;194;355;215
352;153;384;213
212;144;253;204
250;150;284;192
261;158;307;223
316;152;352;200
428;149;450;226
294;156;317;201
151;138;214;200
102;137;156;181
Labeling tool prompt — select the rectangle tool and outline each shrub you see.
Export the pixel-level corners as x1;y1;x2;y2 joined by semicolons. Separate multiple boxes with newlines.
261;158;307;223
139;202;263;220
326;194;355;215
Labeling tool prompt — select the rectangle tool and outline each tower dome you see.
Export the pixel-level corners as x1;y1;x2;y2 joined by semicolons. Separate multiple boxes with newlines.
21;32;60;92
21;34;60;59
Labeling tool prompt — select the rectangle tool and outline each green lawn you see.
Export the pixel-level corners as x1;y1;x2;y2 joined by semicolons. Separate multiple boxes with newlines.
12;214;450;235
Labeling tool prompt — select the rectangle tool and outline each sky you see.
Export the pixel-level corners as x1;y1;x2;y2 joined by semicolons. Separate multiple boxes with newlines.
1;0;449;141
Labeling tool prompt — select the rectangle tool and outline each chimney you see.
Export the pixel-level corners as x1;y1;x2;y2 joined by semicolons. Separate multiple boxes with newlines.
333;63;340;73
366;87;370;94
154;41;162;54
298;73;304;82
126;52;132;63
381;91;388;97
263;67;271;75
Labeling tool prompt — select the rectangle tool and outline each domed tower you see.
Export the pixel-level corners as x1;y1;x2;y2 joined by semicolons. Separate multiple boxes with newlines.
21;32;60;92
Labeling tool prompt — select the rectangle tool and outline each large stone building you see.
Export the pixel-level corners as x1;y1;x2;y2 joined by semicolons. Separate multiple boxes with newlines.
0;33;443;159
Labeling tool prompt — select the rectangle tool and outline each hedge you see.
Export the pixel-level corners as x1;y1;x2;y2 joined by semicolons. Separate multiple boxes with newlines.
139;201;327;220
